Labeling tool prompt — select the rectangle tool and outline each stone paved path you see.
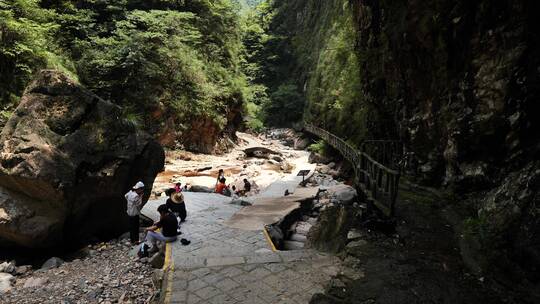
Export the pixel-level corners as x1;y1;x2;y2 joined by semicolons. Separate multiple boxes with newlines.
147;193;340;304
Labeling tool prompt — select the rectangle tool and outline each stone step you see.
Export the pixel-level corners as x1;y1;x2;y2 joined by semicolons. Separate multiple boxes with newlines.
284;240;305;250
173;250;330;270
289;233;308;242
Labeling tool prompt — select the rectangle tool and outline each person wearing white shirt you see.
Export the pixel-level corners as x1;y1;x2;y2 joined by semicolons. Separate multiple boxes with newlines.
125;181;144;244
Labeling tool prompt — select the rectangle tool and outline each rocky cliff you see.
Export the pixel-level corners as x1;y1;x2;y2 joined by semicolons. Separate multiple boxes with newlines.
349;0;540;188
0;70;165;248
348;0;540;286
269;0;540;296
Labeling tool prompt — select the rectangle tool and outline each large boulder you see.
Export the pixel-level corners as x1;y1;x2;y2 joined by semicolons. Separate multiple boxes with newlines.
0;70;165;248
461;162;540;282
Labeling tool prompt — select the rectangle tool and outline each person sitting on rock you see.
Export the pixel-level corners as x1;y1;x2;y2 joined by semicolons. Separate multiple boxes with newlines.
144;204;178;253
215;177;227;194
216;169;225;185
166;191;187;224
243;178;252;195
125;181;145;244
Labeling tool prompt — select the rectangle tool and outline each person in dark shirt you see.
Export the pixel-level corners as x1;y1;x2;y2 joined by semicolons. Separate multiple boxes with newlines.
243;179;252;193
144;204;178;252
216;169;224;184
166;191;187;223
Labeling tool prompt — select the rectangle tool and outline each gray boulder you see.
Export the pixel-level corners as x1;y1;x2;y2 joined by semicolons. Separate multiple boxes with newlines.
308;152;332;164
230;198;252;206
149;252;165;269
0;261;15;274
0;273;14;293
294;137;311;150
0;70;165;248
189;185;213;193
41;257;63;270
23;277;48;288
307;204;352;253
328;185;357;205
284;240;305;250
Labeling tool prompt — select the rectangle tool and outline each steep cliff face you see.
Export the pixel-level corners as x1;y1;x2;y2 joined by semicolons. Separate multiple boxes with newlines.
347;1;540;287
350;0;540;187
272;0;540;294
0;70;164;248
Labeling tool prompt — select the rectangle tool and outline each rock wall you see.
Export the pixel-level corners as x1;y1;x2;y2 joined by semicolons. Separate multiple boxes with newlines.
152;98;243;154
0;70;165;248
349;0;540;187
347;0;540;285
279;0;540;293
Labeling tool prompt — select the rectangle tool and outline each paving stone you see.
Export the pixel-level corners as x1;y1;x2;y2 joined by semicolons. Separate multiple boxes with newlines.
186;293;202;304
191;268;212;278
231;272;255;285
262;274;282;289
264;263;288;273
277;269;302;281
208;293;236;304
227;286;251;301
245;253;282;264
215;278;241;292
170;290;187;304
194;286;221;300
219;266;244;278
166;193;341;304
242;264;259;271
278;251;307;262
175;256;206;269
187;278;208;292
172;278;188;291
206;256;245;267
201;272;225;285
249;267;272;280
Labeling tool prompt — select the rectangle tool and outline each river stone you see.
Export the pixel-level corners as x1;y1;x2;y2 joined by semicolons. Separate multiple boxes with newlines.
41;257;64;270
295;222;313;235
189;185;213;193
15;265;32;275
293;137;310;150
0;70;165;248
290;233;307;243
307;204;352;253
284;240;305;250
0;261;15;274
0;273;14;293
23;277;49;288
149;252;164;269
230;198;252;206
328;184;357;205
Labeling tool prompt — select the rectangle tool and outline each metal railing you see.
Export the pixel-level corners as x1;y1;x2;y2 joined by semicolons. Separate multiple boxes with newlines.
304;123;401;216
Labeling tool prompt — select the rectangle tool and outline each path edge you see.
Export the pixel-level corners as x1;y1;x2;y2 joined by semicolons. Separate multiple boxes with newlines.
160;242;174;303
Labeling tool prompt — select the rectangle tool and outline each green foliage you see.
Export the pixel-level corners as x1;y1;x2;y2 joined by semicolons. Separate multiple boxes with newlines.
0;0;74;106
262;82;303;125
308;140;329;155
1;0;247;141
240;0;377;143
240;0;306;127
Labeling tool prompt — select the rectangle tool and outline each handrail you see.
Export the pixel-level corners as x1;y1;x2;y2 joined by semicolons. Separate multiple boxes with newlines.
304;123;401;216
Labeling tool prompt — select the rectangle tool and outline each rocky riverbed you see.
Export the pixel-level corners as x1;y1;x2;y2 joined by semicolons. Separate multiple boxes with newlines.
0;236;158;304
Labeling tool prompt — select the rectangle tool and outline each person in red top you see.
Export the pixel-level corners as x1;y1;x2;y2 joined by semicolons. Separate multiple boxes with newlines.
215;177;227;194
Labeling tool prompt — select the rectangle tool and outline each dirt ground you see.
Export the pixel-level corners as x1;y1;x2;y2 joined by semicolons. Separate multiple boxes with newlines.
310;179;524;304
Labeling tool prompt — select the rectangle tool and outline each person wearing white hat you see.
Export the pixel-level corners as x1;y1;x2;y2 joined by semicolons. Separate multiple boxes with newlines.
125;181;145;244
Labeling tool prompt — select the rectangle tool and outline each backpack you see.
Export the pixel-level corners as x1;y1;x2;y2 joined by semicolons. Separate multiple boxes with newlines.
138;243;149;258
